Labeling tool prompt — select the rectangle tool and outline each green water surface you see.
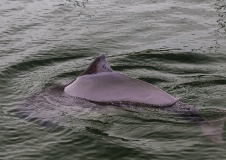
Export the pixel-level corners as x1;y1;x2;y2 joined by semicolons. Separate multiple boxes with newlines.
0;0;226;159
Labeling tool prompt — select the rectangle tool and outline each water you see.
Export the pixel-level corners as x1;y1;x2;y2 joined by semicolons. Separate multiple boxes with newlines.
1;0;226;159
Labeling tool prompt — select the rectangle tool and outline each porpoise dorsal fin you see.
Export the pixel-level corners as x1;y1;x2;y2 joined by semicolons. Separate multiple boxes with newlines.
80;54;113;76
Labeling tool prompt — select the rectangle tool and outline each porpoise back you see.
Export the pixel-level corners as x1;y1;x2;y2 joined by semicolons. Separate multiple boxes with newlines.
64;54;177;106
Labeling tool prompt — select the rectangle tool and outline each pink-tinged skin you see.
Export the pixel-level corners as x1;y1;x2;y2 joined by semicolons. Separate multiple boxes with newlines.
65;72;177;106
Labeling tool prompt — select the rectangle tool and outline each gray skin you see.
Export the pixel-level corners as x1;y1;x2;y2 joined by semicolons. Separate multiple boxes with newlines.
64;54;225;144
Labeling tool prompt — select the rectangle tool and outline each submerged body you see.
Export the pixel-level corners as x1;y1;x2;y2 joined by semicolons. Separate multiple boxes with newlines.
64;54;202;121
13;54;225;144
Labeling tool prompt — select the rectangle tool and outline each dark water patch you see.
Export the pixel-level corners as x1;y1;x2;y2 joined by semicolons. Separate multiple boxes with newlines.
113;64;213;76
3;23;43;36
129;50;226;64
1;6;24;13
38;133;148;160
55;71;81;79
171;68;213;75
198;108;226;120
174;75;226;89
86;127;110;137
141;124;196;140
47;46;95;57
1;53;87;78
110;53;215;76
139;77;167;84
107;50;225;77
112;65;163;72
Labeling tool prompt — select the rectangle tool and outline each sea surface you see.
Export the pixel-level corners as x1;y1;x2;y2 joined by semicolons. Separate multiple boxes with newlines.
1;0;226;159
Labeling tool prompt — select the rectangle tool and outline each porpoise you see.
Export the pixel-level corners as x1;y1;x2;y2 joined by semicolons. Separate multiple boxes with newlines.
64;54;225;144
